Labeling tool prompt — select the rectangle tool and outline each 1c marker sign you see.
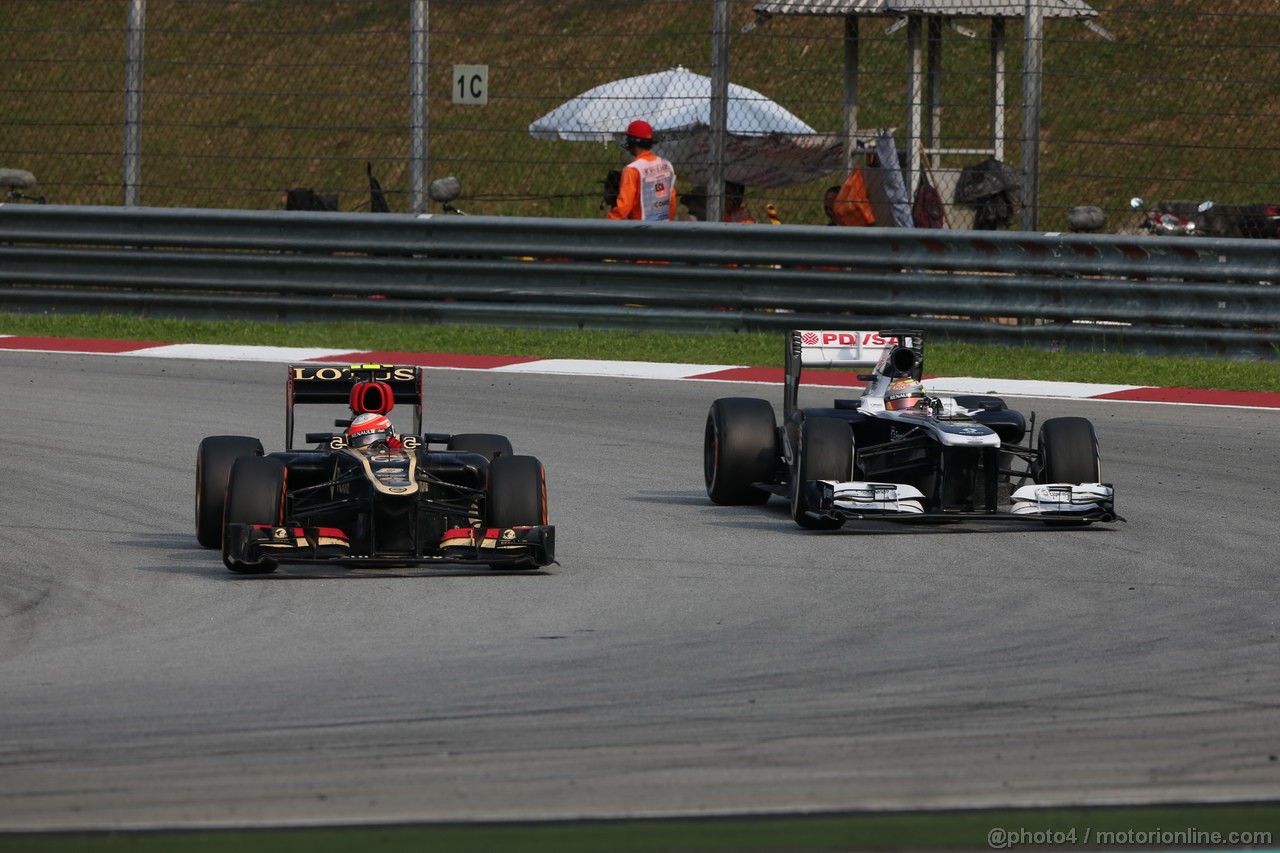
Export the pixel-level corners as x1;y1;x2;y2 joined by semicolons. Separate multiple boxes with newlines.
452;65;488;105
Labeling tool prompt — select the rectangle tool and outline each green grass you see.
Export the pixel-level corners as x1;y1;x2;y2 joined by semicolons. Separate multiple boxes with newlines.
4;802;1277;852
4;313;1279;392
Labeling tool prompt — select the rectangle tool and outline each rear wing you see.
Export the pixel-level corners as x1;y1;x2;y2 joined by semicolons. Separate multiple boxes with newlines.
286;363;424;449
783;330;924;421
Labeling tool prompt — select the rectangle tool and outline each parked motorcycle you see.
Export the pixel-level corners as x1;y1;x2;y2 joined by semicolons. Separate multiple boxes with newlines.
1195;200;1280;239
1128;197;1198;236
1075;197;1280;239
1;168;46;204
1065;199;1195;235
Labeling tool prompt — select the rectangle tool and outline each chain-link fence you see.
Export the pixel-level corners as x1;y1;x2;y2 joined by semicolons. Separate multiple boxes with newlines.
3;0;1277;232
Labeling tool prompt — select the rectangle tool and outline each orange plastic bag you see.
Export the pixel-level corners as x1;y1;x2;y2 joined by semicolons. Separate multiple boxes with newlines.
832;166;876;227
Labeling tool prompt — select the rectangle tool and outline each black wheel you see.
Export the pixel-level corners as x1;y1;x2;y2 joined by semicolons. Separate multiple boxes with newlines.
485;455;547;569
1038;417;1100;484
704;397;778;505
789;416;852;530
448;433;514;461
486;455;547;527
195;435;263;548
222;455;286;574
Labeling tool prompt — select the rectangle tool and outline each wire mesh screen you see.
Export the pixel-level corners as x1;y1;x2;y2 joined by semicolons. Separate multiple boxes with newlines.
2;0;1277;232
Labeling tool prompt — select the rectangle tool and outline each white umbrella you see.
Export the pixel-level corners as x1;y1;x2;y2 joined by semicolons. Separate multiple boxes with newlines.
529;66;818;141
529;66;843;189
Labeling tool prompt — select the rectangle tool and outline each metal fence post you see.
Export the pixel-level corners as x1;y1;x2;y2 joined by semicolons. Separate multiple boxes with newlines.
123;0;146;208
1020;0;1044;231
707;0;730;224
408;0;429;214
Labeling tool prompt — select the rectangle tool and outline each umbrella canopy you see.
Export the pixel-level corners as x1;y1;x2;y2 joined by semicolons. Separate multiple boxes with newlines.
529;66;817;141
529;67;843;188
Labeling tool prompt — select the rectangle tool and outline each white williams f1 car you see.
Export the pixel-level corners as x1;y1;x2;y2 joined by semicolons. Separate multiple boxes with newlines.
704;330;1121;529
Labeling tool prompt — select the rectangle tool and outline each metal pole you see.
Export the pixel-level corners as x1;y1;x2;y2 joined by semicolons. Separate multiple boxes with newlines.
707;0;730;224
1020;0;1044;231
990;18;1006;163
123;0;145;207
409;0;429;213
907;17;924;196
842;15;859;173
926;17;942;152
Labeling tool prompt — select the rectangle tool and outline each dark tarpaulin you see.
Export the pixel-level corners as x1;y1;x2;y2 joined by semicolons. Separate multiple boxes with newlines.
955;158;1021;230
368;162;390;213
285;188;338;211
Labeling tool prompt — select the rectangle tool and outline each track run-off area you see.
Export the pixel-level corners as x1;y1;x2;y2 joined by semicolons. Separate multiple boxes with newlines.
0;338;1277;831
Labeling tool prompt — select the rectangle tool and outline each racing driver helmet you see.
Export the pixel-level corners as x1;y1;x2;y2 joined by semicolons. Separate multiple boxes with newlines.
884;378;929;412
346;412;395;449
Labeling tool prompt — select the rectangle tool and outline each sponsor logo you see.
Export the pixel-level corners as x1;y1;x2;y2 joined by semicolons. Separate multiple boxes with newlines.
401;435;421;449
291;366;416;382
799;331;897;348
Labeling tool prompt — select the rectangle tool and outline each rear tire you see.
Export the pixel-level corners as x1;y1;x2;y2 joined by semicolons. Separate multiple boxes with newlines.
222;456;286;574
485;455;547;569
448;433;514;461
1038;417;1100;484
195;435;263;548
704;397;777;505
789;416;852;530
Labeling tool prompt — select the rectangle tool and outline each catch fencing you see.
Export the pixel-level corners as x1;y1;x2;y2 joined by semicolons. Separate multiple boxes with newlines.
1;205;1276;359
2;0;1278;231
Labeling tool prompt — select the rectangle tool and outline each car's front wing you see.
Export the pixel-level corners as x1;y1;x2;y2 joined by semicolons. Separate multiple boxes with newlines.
804;479;1121;525
224;522;556;568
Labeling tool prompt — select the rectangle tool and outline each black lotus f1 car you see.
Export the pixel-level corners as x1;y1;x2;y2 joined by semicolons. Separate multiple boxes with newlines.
704;330;1121;529
195;363;554;573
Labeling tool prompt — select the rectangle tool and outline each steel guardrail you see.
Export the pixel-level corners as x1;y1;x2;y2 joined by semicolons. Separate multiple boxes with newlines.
2;204;1277;358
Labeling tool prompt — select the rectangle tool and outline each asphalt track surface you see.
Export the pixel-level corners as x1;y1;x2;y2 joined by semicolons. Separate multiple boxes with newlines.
0;351;1277;831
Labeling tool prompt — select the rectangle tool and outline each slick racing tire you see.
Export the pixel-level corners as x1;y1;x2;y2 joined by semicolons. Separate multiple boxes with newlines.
1037;417;1101;527
1038;417;1100;484
196;435;263;549
485;455;547;569
222;455;286;575
448;433;515;461
789;416;852;530
704;397;777;505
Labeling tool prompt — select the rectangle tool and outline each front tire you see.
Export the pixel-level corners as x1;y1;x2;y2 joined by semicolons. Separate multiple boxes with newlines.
1038;417;1100;484
222;455;286;574
789;416;852;530
1037;417;1101;527
485;455;548;569
195;435;263;548
704;397;778;505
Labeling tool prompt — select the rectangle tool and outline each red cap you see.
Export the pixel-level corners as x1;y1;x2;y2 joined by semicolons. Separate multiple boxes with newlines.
626;120;654;140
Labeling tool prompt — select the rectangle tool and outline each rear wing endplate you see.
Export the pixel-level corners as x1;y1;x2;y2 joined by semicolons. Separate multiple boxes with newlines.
286;363;424;449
